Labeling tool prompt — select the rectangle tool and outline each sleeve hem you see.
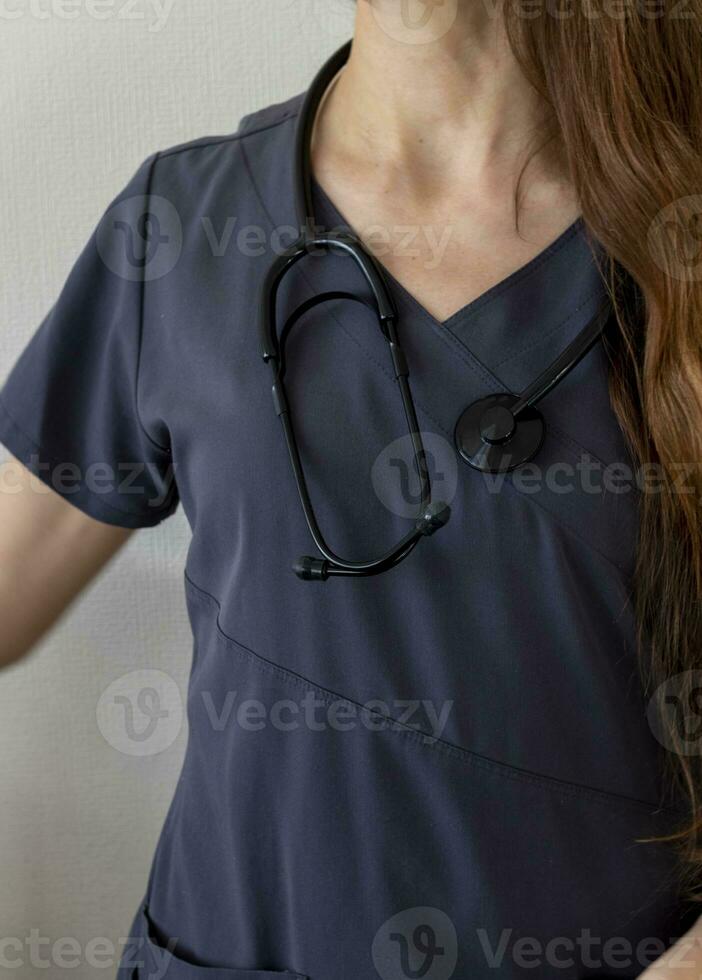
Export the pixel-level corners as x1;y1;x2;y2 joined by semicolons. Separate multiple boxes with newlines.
0;397;178;530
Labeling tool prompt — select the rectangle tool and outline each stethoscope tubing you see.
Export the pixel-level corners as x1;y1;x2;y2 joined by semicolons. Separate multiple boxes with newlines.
261;41;451;582
260;38;611;579
294;40;353;233
263;249;443;579
510;300;612;417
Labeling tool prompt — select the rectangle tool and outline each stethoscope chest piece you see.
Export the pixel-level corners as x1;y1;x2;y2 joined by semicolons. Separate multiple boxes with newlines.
454;393;545;474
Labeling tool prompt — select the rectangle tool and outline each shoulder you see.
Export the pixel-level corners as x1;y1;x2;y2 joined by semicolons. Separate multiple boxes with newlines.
134;93;304;216
154;92;302;167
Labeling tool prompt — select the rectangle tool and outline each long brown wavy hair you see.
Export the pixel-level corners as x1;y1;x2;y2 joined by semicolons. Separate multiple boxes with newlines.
353;0;702;893
503;3;702;895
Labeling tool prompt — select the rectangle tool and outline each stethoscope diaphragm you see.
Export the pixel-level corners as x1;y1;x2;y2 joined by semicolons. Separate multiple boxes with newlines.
454;393;545;474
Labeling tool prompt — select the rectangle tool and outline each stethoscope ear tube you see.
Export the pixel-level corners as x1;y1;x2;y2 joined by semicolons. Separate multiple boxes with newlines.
259;234;396;364
259;231;451;580
293;40;353;234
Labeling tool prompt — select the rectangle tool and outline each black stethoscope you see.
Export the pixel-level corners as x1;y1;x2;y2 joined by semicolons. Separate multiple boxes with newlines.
259;40;611;582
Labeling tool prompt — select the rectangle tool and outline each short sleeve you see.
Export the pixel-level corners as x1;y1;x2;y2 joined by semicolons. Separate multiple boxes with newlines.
0;154;179;528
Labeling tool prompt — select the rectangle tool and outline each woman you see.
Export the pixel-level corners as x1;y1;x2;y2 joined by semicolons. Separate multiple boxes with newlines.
1;0;701;976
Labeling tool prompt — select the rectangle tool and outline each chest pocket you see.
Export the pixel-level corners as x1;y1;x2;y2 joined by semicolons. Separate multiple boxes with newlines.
125;905;308;980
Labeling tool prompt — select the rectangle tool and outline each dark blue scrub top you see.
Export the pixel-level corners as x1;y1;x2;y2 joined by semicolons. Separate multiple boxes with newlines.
0;90;691;979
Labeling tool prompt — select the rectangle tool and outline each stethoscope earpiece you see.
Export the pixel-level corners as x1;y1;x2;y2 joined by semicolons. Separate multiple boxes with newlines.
454;393;545;474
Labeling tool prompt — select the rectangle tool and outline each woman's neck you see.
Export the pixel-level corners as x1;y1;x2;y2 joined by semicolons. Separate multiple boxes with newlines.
316;0;559;196
309;2;580;324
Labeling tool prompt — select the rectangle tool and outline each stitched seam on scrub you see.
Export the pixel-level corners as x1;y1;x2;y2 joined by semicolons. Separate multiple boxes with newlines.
155;109;300;162
491;288;605;369
183;569;673;816
134;150;174;456
308;176;500;392
440;220;586;331
501;470;634;575
311;167;587;347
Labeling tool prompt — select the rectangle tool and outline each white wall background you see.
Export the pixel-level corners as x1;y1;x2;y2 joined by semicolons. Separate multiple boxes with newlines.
0;3;353;976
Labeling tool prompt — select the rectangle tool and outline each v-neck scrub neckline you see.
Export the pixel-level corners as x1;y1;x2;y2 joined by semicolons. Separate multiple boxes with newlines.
0;89;690;980
311;171;587;333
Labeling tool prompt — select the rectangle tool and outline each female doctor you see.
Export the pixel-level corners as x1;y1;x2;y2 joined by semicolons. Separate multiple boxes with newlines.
2;1;702;977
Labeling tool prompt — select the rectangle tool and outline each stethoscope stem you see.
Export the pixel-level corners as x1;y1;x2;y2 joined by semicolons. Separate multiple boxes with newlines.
510;300;611;418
